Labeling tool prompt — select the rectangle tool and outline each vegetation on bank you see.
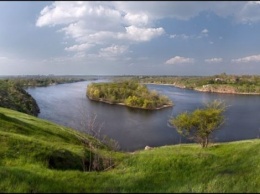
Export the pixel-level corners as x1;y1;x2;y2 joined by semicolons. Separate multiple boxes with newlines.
86;81;173;110
0;80;39;116
0;107;259;193
7;75;88;87
135;73;260;94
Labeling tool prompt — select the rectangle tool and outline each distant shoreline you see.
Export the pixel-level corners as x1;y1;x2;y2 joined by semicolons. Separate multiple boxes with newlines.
144;82;260;95
194;88;260;95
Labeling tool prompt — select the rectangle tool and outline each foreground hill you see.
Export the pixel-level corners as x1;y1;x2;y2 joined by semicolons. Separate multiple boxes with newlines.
0;107;259;192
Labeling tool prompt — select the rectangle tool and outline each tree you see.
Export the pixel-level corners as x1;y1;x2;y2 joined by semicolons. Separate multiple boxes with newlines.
169;100;226;148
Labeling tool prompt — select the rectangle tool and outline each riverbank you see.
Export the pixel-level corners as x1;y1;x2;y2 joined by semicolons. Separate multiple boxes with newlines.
194;86;260;95
144;82;260;95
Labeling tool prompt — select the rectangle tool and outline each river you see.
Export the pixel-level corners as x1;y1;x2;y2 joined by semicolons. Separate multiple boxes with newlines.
26;80;260;151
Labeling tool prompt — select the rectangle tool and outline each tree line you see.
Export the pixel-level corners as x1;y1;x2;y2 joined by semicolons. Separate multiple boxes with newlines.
8;76;87;87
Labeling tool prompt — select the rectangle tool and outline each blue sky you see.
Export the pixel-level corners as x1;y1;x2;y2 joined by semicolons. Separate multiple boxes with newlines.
1;1;260;76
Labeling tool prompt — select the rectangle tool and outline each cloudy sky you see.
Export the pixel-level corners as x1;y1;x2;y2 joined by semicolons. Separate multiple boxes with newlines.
1;1;260;76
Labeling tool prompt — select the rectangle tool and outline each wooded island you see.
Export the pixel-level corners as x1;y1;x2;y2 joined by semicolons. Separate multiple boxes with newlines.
86;81;173;110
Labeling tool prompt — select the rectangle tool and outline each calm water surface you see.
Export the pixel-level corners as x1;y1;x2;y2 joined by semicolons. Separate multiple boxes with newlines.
26;80;260;151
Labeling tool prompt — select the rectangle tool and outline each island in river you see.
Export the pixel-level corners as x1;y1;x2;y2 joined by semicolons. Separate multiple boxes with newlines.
86;81;173;110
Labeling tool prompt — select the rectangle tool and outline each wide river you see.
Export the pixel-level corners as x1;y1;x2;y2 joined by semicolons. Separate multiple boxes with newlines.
26;80;260;151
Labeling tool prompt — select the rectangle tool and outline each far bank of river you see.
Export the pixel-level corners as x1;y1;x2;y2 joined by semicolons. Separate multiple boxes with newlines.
143;82;260;95
26;80;260;151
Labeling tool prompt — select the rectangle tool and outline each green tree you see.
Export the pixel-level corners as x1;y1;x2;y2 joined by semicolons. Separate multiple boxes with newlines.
169;100;226;148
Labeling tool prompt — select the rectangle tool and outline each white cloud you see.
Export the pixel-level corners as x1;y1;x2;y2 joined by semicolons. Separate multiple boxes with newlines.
124;12;149;27
170;28;209;41
78;31;117;45
235;1;260;23
37;2;260;32
201;29;209;34
35;1;260;63
197;28;209;39
205;58;223;63
36;1;167;59
231;54;260;63
118;26;164;42
170;34;192;40
113;1;209;21
95;45;128;60
99;45;128;58
114;1;260;23
65;43;93;52
165;56;194;65
36;1;88;27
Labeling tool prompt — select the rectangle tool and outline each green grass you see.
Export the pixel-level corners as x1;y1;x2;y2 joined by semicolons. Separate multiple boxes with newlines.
0;107;259;192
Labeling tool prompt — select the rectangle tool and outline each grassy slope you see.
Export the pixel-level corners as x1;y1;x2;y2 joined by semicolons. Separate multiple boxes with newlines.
0;107;259;193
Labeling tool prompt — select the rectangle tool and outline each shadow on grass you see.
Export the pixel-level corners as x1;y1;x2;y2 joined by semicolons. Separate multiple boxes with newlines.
0;166;86;192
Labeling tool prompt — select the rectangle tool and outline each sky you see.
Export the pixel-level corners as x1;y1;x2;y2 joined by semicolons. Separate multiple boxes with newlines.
1;1;260;76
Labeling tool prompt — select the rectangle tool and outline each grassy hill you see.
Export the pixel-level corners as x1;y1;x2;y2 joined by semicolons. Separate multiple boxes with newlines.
0;107;259;192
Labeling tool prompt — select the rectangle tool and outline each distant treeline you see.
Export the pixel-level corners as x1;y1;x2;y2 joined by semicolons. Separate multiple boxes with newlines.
87;81;173;110
133;74;260;94
6;76;89;87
